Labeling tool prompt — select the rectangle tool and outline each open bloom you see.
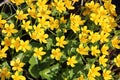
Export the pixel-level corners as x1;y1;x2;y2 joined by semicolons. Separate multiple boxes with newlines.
67;56;78;67
12;71;26;80
56;36;68;48
15;10;28;20
99;55;108;67
88;64;101;80
0;15;6;28
0;46;8;59
76;43;89;55
114;54;120;67
0;67;11;80
103;69;112;80
10;58;25;71
2;23;18;37
33;47;46;60
51;48;63;61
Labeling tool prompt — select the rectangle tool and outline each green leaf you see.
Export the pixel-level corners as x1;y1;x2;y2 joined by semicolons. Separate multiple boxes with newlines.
30;41;41;47
1;61;10;69
39;63;60;80
46;38;53;50
29;56;38;65
28;64;40;78
86;58;96;64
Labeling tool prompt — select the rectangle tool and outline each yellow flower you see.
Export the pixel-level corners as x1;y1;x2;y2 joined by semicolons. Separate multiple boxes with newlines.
56;36;68;48
29;31;38;41
70;14;85;33
70;23;80;33
76;43;89;55
90;13;100;25
99;55;108;67
1;37;12;47
114;54;120;67
0;46;8;59
79;33;89;43
2;23;18;37
85;1;100;13
10;0;24;5
10;37;21;52
0;67;11;80
19;40;31;52
103;69;112;80
38;17;49;29
38;31;48;43
12;71;26;80
33;47;46;60
27;6;37;18
10;58;25;71
88;64;101;80
21;20;32;32
51;48;63;61
33;24;44;34
81;26;90;34
60;17;67;24
0;15;6;29
101;44;109;55
78;74;84;80
100;31;110;43
15;10;28;20
67;56;78;67
91;45;100;57
104;1;117;16
36;0;48;8
37;7;51;19
52;0;66;13
64;0;74;10
89;31;100;43
111;36;120;49
49;17;59;30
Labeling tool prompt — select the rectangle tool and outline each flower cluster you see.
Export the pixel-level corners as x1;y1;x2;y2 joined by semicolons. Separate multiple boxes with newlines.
0;0;120;80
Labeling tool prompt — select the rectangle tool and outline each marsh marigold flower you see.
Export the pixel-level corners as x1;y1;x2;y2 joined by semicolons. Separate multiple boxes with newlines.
19;40;31;52
1;37;12;47
10;37;21;52
78;74;84;80
76;43;89;55
0;46;8;59
51;48;63;61
103;69;112;80
38;31;48;43
49;17;59;30
0;15;6;29
52;0;66;13
114;54;120;67
111;36;120;49
101;44;109;55
88;64;101;80
99;55;108;67
10;58;25;71
21;20;32;32
91;45;100;57
89;31;100;43
64;0;74;10
67;56;78;67
15;10;28;20
10;0;24;5
100;31;110;43
2;23;18;37
56;36;68;48
33;47;46;60
12;71;26;80
0;67;11;80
